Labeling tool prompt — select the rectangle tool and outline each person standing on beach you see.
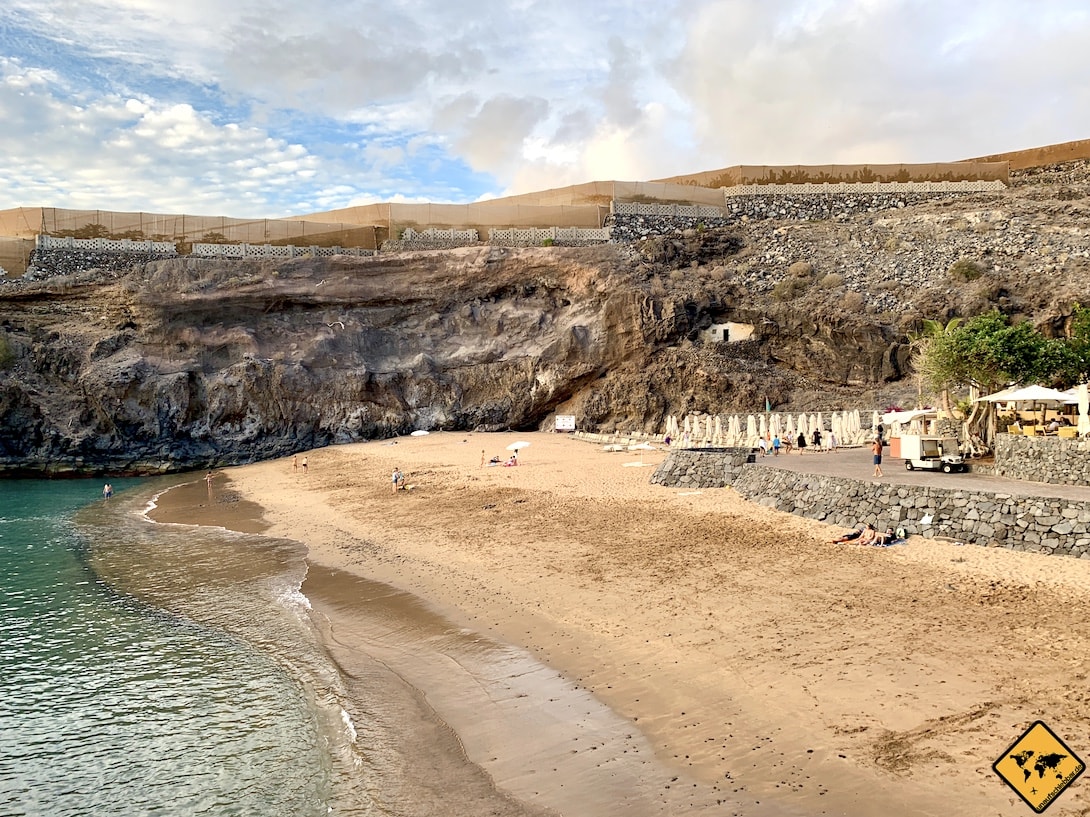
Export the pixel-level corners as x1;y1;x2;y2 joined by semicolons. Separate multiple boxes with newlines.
796;431;806;454
392;467;403;493
772;434;781;455
292;454;298;472
302;456;308;474
872;438;883;477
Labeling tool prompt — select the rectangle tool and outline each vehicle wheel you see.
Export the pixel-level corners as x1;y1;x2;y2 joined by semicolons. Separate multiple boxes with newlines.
905;461;914;471
942;463;953;473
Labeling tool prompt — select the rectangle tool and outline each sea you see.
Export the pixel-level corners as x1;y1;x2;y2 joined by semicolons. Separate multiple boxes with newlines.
0;476;363;817
0;475;734;817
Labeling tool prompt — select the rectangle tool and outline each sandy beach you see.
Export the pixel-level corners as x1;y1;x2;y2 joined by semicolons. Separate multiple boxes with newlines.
177;432;1090;816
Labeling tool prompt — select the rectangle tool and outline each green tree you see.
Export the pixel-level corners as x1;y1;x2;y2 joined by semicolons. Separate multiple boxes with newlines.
916;311;1066;451
908;317;962;413
1060;303;1090;385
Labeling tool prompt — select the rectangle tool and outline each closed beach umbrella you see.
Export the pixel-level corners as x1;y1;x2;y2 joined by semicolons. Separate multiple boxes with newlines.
683;416;692;435
1079;384;1090;437
796;413;809;440
746;415;758;445
872;410;881;431
785;414;796;441
770;413;781;436
759;415;768;439
692;417;702;442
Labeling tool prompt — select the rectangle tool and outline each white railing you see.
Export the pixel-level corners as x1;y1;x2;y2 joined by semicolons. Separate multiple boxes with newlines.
722;180;1008;197
611;202;725;218
489;226;611;244
36;235;178;254
188;243;374;258
401;227;479;242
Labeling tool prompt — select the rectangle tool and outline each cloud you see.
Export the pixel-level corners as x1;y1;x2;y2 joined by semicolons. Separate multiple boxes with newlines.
2;1;1090;215
670;0;1090;165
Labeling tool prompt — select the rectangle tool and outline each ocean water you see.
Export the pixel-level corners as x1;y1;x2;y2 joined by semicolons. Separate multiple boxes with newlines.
0;476;727;817
0;477;352;817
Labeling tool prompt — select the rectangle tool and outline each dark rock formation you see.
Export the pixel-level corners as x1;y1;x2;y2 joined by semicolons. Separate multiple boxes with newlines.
4;160;1089;476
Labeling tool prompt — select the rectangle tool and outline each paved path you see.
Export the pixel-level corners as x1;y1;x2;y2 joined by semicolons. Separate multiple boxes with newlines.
749;445;1090;503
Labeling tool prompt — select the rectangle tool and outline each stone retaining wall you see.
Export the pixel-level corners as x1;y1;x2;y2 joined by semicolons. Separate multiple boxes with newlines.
651;450;1090;558
648;448;753;489
994;432;1090;485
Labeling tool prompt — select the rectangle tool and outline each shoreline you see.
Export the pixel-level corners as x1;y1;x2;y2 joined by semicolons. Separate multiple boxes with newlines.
165;432;1090;816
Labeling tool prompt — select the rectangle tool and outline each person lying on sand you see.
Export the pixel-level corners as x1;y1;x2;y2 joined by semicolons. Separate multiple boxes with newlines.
855;524;878;546
829;526;864;544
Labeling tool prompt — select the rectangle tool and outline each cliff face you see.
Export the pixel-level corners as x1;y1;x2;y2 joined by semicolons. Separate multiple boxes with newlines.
3;160;1088;475
0;239;896;474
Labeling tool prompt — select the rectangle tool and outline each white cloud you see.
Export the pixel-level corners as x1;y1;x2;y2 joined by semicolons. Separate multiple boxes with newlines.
1;1;1090;215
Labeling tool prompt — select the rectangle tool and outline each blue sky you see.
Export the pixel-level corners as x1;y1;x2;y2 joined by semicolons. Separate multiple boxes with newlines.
0;0;1088;218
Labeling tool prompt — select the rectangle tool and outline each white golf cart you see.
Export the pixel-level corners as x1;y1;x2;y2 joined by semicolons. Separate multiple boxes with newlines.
901;434;966;473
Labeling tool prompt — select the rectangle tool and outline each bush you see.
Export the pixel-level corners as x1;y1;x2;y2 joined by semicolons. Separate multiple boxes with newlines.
788;260;814;278
772;276;811;300
820;272;844;289
842;291;864;310
948;258;985;282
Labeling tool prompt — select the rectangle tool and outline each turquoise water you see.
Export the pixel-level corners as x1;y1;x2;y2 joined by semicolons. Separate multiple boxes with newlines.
0;478;342;817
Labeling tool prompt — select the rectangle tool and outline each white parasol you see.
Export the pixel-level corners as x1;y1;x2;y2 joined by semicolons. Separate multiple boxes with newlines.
506;441;531;451
410;429;430;436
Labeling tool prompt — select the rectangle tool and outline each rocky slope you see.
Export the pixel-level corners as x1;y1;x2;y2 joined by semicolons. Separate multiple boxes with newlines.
2;161;1089;475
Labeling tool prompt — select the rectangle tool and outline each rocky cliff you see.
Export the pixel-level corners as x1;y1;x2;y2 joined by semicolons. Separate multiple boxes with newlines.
2;160;1089;475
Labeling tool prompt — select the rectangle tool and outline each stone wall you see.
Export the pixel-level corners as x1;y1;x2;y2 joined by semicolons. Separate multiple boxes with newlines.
650;450;1090;558
994;433;1090;485
649;448;753;489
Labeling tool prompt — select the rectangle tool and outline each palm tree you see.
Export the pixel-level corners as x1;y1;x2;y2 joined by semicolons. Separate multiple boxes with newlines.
908;318;963;416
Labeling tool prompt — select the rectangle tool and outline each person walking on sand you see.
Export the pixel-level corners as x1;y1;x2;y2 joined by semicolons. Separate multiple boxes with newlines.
205;470;214;488
302;456;308;474
392;467;403;493
102;483;113;500
480;449;486;467
292;454;298;472
871;437;883;477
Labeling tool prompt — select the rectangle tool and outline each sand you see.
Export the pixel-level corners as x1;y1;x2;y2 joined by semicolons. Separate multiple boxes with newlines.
208;432;1090;816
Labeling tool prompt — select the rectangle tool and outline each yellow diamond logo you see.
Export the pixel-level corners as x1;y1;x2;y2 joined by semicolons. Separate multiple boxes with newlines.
994;721;1085;813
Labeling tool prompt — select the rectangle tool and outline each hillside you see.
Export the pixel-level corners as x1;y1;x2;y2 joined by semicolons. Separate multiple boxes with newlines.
1;161;1089;475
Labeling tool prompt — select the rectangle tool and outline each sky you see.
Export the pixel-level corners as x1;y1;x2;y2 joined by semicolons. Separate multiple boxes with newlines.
0;0;1088;218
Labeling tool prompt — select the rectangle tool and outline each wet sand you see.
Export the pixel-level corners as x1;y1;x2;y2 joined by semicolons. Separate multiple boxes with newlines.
163;433;1090;816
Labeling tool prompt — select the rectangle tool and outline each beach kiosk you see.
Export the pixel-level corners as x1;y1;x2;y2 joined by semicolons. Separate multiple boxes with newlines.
882;409;938;458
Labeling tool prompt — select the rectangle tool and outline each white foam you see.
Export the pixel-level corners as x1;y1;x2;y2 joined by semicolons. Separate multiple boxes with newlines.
339;707;357;744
